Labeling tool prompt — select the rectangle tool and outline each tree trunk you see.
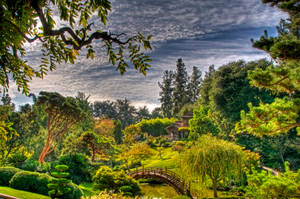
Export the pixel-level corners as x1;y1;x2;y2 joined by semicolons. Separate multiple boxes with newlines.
92;146;95;162
213;181;218;198
39;141;50;163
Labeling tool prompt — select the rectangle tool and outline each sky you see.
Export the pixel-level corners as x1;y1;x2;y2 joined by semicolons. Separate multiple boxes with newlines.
9;0;286;110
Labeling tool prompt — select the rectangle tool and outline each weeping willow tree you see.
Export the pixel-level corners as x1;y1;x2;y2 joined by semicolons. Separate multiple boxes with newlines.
181;135;247;198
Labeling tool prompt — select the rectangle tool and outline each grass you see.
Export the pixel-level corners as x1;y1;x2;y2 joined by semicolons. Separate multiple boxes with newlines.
142;147;181;170
0;186;50;199
79;182;99;197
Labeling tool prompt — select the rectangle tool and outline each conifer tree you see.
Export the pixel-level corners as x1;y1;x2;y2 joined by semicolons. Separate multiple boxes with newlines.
113;120;123;144
187;66;202;103
115;99;137;128
240;0;300;136
172;58;189;116
158;70;174;118
198;65;215;106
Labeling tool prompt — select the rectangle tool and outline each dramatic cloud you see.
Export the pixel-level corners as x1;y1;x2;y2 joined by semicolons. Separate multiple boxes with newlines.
10;0;285;109
107;0;283;41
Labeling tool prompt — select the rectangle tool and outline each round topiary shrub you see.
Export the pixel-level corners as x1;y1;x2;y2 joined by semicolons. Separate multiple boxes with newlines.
48;164;83;199
9;170;50;195
0;167;21;186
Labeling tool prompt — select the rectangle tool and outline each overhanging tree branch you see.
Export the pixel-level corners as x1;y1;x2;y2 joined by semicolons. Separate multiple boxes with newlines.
1;0;152;94
31;4;136;50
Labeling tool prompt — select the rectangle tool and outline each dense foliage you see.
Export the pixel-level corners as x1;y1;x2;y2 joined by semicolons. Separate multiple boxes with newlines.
240;0;300;136
181;135;253;198
92;166;141;196
189;105;219;139
197;59;274;138
246;163;300;199
36;91;86;163
58;154;91;184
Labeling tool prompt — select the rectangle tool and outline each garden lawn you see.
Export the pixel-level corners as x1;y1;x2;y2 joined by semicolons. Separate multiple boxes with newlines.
0;186;50;199
79;182;99;196
142;147;180;170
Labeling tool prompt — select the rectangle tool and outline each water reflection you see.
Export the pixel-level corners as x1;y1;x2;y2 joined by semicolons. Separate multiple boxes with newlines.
140;183;178;199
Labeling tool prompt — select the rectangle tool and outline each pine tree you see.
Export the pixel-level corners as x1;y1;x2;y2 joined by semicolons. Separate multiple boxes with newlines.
198;65;215;106
172;58;189;116
115;99;136;128
136;106;151;122
240;0;300;136
158;70;174;118
113;120;123;144
187;66;202;103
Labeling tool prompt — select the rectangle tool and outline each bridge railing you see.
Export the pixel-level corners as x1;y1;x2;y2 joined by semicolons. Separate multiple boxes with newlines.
128;167;190;191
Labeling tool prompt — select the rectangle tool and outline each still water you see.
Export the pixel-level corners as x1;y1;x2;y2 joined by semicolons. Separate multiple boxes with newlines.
140;183;178;199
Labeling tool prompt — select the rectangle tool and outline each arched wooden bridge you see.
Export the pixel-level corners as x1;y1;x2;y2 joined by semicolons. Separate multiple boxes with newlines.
128;167;191;197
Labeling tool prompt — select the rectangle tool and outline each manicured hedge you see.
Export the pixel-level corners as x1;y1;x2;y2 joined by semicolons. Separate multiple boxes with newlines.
9;170;83;199
9;170;50;195
138;118;176;136
0;167;21;186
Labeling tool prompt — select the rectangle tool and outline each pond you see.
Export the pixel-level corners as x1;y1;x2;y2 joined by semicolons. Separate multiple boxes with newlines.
139;183;179;199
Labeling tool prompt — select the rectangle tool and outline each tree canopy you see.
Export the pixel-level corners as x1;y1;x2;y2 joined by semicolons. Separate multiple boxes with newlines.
181;135;249;198
0;0;152;94
36;91;86;163
158;58;201;117
240;0;300;136
196;59;274;138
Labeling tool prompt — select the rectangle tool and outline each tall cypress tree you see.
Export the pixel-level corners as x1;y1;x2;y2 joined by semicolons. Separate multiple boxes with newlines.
158;70;174;118
172;58;189;116
187;66;202;103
